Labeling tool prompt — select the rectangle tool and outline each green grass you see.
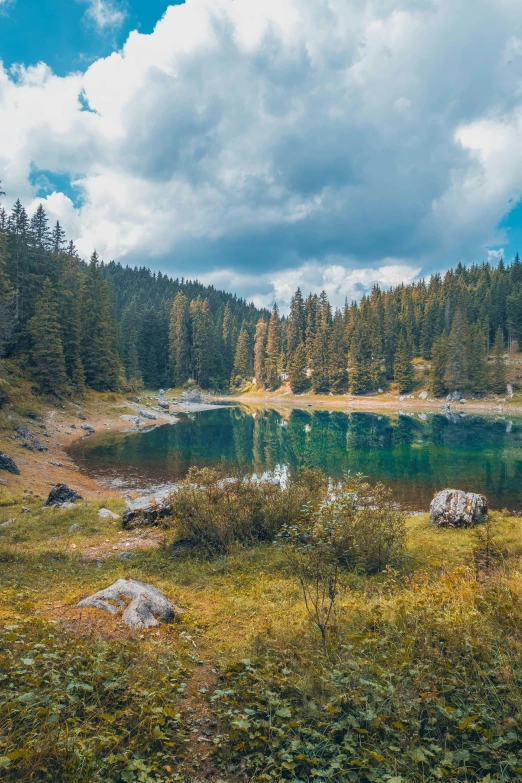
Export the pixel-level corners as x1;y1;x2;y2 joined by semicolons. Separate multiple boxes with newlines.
1;493;522;781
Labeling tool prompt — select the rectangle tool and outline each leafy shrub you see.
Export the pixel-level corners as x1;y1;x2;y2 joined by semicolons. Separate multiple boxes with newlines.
0;619;187;782
0;378;10;407
278;473;407;575
166;467;327;554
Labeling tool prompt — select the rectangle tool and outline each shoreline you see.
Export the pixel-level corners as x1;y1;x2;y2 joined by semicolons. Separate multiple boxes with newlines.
2;388;521;502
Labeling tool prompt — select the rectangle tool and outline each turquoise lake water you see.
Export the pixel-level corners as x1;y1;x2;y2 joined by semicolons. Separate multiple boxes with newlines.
68;406;522;511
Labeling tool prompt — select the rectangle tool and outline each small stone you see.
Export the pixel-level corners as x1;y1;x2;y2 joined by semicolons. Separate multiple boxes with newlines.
68;523;81;533
21;507;31;513
0;518;15;528
81;424;95;433
139;410;157;421
77;412;87;420
418;391;428;400
459;398;467;404
118;551;134;560
98;508;120;520
49;461;63;468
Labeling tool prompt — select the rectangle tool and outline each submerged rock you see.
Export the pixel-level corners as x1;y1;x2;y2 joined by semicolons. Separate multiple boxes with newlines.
77;578;180;629
0;452;20;475
430;489;487;527
45;484;83;507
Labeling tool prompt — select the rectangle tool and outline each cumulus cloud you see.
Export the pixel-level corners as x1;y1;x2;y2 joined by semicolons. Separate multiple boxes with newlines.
84;0;126;31
0;0;522;303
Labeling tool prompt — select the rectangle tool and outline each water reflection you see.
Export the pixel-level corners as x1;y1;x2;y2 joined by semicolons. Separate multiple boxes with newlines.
68;408;522;511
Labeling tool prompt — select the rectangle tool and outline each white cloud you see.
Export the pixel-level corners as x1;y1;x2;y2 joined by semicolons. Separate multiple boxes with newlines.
0;0;522;301
84;0;126;31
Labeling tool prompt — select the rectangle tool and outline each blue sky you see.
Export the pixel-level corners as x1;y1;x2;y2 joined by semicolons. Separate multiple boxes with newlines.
0;0;522;309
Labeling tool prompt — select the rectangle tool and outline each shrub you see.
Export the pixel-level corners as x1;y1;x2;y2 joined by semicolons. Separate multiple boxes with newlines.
278;473;407;575
166;467;327;554
0;378;9;407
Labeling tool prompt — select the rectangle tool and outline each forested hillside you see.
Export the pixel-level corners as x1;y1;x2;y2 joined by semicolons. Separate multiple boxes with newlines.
0;195;521;398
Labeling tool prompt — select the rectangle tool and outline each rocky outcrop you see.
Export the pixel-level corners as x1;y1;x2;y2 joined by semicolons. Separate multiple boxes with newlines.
430;489;487;527
0;452;20;474
45;484;83;507
139;410;157;420
77;578;181;629
181;388;204;404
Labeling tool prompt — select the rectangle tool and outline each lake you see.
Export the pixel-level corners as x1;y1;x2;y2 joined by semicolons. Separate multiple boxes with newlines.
68;406;522;511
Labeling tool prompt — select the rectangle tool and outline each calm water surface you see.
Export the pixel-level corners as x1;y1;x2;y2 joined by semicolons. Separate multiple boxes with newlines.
68;407;522;511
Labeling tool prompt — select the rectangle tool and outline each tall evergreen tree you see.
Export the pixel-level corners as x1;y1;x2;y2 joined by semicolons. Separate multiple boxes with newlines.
310;292;331;393
232;326;251;385
286;288;306;363
444;310;469;392
393;333;414;393
29;279;68;395
254;319;268;389
169;292;191;386
289;343;311;393
490;328;507;394
328;311;348;393
190;298;213;387
430;333;448;397
467;326;489;395
264;305;280;391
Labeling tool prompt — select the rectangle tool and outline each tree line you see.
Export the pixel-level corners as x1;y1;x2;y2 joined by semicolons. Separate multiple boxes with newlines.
0;192;520;398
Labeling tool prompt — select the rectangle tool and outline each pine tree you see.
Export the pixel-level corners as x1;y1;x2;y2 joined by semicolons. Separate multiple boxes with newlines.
311;292;331;393
490;328;507;394
328;312;348;393
264;305;280;391
222;302;235;380
349;320;372;395
289;343;311;393
190;298;213;387
286;288;306;362
467;326;489;395
80;253;121;391
430;333;448;397
444;310;469;392
254;319;268;389
393;333;414;393
232;326;251;386
29;278;68;395
0;234;14;356
169;292;190;386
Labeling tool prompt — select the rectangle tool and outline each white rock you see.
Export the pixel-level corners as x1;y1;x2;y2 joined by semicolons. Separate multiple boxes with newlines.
430;490;487;527
419;391;428;400
77;578;179;629
98;508;120;520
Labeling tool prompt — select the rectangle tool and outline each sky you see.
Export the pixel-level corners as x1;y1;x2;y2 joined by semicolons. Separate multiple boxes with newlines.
1;0;522;311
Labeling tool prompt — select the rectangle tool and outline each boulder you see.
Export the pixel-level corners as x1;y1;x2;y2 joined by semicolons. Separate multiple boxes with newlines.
81;424;95;433
181;388;203;404
418;391;428;400
430;489;487;527
45;484;83;507
0;452;20;475
122;492;172;529
77;578;180;629
158;400;169;410
121;415;139;424
139;410;157;421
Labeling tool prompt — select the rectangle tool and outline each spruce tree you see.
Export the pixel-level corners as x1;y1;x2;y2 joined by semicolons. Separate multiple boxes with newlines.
311;292;331;393
286;288;306;362
349;320;372;395
289;343;311;393
328;312;348;393
264;305;280;391
490;328;507;394
444;310;469;392
467;326;489;395
190;298;213;387
169;292;190;386
254;319;268;388
232;326;251;386
393;333;414;393
430;333;448;397
222;302;235;380
80;253;121;391
29;278;68;395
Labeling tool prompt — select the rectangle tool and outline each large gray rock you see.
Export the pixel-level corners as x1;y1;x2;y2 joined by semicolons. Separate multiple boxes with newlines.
139;409;157;420
45;484;83;507
181;388;203;404
430;489;487;527
77;578;179;629
0;452;20;474
122;492;172;529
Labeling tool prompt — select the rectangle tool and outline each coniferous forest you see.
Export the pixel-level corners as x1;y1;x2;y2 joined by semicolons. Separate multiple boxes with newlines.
0;196;521;397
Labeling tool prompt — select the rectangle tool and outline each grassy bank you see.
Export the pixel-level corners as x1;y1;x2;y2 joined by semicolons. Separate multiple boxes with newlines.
1;484;521;782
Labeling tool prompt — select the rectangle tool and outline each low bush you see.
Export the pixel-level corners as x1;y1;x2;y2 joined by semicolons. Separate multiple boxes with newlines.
278;473;407;575
166;467;328;554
